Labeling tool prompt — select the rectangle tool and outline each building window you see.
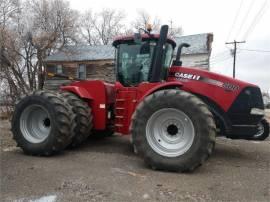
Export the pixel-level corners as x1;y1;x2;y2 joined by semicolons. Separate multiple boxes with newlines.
46;65;56;73
56;64;63;74
78;64;86;79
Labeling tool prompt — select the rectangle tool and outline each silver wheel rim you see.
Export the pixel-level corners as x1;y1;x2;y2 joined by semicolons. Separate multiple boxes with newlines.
146;108;195;157
254;122;264;137
20;105;51;143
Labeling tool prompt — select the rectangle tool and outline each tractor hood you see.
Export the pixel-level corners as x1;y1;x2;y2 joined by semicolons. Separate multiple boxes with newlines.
167;66;257;91
167;66;263;112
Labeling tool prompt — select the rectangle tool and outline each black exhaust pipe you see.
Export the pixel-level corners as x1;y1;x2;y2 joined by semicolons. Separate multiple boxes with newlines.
149;25;169;82
173;43;190;66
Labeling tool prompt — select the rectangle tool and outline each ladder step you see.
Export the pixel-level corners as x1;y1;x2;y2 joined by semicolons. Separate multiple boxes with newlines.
115;116;124;119
116;99;125;102
115;107;125;110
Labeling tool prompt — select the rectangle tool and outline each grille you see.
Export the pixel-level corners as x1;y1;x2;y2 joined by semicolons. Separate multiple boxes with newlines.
228;86;264;125
229;87;264;114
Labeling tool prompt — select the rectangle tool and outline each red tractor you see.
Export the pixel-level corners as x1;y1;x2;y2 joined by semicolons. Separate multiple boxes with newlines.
12;25;269;172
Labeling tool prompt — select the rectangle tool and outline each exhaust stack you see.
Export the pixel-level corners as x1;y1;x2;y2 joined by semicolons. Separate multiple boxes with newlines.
149;25;169;82
173;43;190;66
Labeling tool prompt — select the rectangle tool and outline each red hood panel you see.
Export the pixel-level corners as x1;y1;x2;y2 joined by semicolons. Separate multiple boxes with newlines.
167;66;258;111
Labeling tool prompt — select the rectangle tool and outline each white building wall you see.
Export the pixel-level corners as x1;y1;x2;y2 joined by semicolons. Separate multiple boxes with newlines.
174;54;210;70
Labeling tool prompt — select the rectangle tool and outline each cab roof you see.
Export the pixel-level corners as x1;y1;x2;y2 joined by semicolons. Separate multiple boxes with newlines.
112;34;176;48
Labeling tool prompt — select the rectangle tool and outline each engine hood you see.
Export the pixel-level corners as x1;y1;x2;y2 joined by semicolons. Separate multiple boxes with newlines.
166;66;262;112
168;66;257;91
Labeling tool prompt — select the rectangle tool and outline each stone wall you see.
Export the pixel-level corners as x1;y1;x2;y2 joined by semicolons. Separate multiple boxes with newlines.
44;59;115;90
84;60;115;82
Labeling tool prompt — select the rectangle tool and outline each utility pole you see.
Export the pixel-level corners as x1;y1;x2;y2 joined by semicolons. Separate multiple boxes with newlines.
225;40;245;78
169;20;173;34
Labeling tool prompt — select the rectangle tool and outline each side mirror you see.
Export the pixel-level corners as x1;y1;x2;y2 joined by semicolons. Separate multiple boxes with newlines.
173;43;190;66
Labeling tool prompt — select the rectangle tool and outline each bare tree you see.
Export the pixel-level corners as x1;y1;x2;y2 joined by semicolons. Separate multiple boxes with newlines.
0;0;78;114
79;10;99;46
0;0;22;90
132;10;161;33
168;20;183;38
27;0;79;88
0;0;19;26
80;8;126;45
132;10;183;38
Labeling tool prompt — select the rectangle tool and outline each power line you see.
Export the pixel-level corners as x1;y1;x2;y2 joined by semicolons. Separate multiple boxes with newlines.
235;0;255;40
238;48;270;53
210;50;229;60
210;51;231;61
225;40;246;78
210;56;232;64
211;55;230;63
210;55;231;63
226;0;244;41
242;0;268;40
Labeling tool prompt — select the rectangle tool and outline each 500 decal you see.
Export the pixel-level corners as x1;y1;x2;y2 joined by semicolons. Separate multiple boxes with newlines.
174;72;201;80
222;82;240;91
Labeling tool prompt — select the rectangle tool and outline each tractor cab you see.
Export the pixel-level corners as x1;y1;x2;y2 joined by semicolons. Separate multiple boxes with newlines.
113;29;176;86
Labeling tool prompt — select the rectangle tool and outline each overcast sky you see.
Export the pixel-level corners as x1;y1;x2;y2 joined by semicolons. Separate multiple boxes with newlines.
68;0;270;92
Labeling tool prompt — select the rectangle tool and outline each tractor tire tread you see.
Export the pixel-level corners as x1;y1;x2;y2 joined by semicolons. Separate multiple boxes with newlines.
11;90;75;156
131;89;216;172
60;91;93;148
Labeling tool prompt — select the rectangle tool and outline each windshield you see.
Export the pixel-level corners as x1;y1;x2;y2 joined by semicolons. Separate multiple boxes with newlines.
116;41;173;86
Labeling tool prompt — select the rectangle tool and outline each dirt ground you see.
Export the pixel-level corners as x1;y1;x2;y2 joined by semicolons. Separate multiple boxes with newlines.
1;116;270;202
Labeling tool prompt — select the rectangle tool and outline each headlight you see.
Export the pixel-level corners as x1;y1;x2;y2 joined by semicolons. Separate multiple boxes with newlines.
250;108;265;115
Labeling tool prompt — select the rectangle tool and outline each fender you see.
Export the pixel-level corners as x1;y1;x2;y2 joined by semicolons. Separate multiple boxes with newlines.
60;86;93;100
137;81;183;104
60;81;110;130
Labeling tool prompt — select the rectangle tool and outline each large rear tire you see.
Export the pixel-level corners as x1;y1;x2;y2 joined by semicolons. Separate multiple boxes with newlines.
131;89;216;172
11;91;75;156
60;91;93;148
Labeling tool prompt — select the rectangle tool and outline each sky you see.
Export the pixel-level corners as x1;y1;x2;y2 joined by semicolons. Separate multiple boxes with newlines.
68;0;270;92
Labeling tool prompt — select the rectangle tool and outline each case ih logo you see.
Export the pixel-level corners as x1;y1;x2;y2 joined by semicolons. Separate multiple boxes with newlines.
172;72;239;92
175;72;201;80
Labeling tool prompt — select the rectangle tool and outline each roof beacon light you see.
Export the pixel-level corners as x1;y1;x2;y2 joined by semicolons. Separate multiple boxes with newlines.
146;24;153;33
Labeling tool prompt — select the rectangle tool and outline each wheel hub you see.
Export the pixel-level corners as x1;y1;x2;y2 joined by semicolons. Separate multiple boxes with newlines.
146;108;195;157
167;124;178;136
20;105;51;143
43;118;51;128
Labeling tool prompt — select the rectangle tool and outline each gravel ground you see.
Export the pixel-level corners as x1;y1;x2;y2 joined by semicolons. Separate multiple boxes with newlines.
0;118;269;202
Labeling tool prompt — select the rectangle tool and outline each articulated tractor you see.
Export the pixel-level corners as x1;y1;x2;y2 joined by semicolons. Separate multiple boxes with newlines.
12;25;269;172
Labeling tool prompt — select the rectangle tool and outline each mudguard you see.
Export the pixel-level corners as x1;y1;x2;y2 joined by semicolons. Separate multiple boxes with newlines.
136;81;184;104
61;80;114;130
